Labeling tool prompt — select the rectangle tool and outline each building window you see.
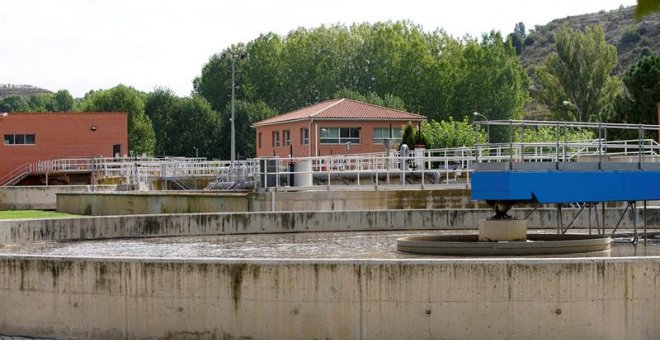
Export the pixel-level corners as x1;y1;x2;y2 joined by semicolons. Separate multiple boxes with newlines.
4;134;36;145
320;127;361;144
258;132;262;149
373;128;402;144
283;130;291;146
300;128;309;145
272;131;280;147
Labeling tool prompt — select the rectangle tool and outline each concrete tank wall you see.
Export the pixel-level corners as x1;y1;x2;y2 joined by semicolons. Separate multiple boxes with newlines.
56;189;487;215
56;192;249;215
0;185;116;210
0;256;658;339
249;189;485;212
0;209;486;244
2;208;658;245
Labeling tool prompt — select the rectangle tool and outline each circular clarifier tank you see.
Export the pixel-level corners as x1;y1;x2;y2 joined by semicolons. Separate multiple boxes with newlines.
1;230;654;259
397;234;612;256
2;230;659;339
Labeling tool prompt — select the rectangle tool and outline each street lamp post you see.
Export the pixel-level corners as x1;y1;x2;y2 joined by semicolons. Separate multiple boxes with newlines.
563;100;582;122
231;57;235;163
473;112;489;144
222;52;247;163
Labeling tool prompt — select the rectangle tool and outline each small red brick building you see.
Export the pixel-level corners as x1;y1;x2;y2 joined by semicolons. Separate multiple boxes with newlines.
252;99;426;158
0;112;128;184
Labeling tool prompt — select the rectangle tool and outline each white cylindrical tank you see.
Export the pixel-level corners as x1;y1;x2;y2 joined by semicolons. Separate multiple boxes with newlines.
294;159;312;187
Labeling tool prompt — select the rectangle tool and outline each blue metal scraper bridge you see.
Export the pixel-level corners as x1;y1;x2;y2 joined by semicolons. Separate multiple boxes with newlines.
471;120;660;242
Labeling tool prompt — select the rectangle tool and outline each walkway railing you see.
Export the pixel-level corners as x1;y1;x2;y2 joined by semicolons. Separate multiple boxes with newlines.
0;157;229;187
3;120;658;190
252;120;660;192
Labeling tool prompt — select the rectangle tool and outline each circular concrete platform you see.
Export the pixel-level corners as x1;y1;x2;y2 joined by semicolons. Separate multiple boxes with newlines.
397;234;612;256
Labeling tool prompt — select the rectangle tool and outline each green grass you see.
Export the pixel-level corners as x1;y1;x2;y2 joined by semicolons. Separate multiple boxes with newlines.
0;210;78;220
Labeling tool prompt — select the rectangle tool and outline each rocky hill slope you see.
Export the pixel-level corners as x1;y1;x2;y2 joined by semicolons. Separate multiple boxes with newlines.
520;6;659;77
0;84;51;99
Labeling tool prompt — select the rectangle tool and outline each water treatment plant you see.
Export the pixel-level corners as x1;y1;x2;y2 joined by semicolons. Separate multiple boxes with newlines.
1;120;660;339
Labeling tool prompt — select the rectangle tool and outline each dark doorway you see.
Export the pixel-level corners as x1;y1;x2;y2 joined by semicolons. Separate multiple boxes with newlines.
113;144;121;158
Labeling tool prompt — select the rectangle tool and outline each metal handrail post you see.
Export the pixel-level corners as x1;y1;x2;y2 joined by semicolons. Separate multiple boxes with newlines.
509;120;513;166
555;121;560;165
639;124;644;166
563;123;567;162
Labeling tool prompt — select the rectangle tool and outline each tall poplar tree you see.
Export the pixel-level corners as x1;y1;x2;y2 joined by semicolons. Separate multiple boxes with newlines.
536;25;619;122
80;85;156;156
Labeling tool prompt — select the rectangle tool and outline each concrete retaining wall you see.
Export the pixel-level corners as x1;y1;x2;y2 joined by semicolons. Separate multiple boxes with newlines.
56;189;486;215
1;256;658;339
2;208;659;245
57;191;249;215
0;185;116;210
248;189;485;211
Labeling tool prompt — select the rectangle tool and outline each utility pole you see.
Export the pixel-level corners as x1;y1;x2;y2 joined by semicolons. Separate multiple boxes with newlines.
231;57;236;163
222;51;246;163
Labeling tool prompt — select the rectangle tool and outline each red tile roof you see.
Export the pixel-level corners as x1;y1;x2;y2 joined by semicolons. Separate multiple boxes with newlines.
252;98;426;127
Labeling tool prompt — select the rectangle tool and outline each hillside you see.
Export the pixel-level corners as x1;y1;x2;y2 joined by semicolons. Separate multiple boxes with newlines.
0;84;51;99
520;6;660;77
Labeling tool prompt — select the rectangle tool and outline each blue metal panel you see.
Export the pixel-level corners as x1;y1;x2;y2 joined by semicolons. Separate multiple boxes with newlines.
472;170;660;203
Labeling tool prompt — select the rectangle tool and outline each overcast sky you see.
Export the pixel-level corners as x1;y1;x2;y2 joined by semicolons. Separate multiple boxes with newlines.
1;0;636;98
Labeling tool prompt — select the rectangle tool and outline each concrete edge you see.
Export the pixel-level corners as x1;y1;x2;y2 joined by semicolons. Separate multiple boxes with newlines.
2;253;660;265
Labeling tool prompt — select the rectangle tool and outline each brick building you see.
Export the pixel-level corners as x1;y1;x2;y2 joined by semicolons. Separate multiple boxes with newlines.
0;112;128;184
252;99;426;158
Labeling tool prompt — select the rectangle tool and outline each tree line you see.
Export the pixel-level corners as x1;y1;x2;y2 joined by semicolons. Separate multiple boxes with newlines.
1;20;658;157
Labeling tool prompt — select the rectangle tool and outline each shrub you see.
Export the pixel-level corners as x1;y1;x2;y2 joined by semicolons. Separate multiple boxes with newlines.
620;27;641;44
524;34;536;46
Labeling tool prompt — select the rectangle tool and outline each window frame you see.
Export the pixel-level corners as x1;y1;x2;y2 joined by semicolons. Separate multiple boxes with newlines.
3;134;36;146
283;129;291;146
272;131;280;147
373;127;402;145
300;128;309;145
319;127;361;145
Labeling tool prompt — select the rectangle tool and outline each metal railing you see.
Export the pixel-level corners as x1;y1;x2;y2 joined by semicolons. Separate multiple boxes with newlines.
0;162;32;186
472;119;660;165
2;120;658;190
0;157;230;187
253;152;472;192
251;120;660;192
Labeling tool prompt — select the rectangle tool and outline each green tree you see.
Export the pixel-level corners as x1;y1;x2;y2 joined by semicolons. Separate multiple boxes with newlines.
145;88;222;158
174;96;221;158
333;88;407;111
514;22;526;37
28;93;52;112
218;100;277;159
80;85;156;156
0;96;30;112
448;32;529;142
421;117;487;149
50;90;75;112
536;25;619;122
613;54;660;125
515;126;594;143
507;22;526;55
636;0;660;18
193;45;250;114
507;32;524;55
243;33;285;109
400;123;416;150
194;21;528;135
144;88;180;156
350;21;437;114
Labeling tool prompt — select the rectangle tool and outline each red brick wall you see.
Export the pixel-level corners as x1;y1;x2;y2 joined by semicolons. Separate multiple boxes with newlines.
0;112;128;180
255;120;413;158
